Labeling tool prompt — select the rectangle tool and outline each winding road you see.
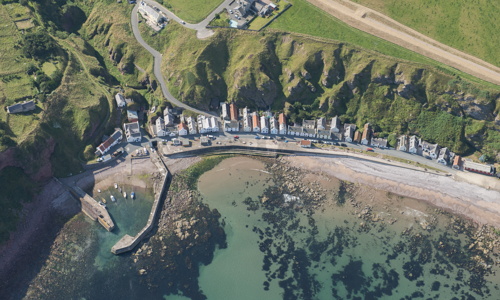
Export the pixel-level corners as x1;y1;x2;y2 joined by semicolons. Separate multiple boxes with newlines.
131;0;233;117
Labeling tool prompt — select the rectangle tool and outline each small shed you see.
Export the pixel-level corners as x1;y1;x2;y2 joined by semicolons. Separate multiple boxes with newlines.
181;138;190;147
200;136;209;146
452;155;462;170
300;140;311;148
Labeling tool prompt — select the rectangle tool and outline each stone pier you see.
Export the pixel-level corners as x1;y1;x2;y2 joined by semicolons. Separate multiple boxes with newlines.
111;149;170;254
73;186;115;231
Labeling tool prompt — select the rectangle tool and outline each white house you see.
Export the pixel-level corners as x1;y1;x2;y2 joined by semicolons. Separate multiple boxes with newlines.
243;107;250;118
317;117;326;130
270;117;278;135
124;121;142;142
371;138;388;148
260;116;269;134
399;135;408;151
317;129;331;139
252;114;260;132
279;113;287;135
95;129;123;156
344;124;356;142
361;123;371;145
224;120;239;132
186;116;197;135
409;135;418;153
330;116;340;133
156;117;167;137
221;103;230;120
287;126;302;136
178;123;188;136
437;147;450;165
164;114;174;126
138;1;163;24
197;115;207;134
210;116;219;132
243;115;252;132
429;144;441;159
303;128;316;138
115;93;126;108
303;120;315;130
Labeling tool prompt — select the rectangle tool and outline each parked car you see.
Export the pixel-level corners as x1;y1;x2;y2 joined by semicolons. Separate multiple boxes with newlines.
144;147;148;155
254;136;260;139
208;135;215;139
181;20;186;24
234;135;239;139
230;9;233;14
367;148;374;151
340;143;347;147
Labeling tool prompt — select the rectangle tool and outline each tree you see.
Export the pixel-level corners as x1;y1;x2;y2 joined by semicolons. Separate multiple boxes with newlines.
26;63;38;75
22;32;57;58
83;145;95;161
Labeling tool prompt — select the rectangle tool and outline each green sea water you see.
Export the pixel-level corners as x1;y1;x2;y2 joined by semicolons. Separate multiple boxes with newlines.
19;157;500;300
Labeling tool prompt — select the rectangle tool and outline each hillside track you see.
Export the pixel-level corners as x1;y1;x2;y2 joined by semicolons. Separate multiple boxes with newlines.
307;0;500;86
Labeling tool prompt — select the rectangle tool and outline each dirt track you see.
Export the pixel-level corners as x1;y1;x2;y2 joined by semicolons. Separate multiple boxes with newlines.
307;0;500;86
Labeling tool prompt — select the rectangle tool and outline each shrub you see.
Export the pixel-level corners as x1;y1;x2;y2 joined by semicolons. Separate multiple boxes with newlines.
83;145;95;161
22;32;57;58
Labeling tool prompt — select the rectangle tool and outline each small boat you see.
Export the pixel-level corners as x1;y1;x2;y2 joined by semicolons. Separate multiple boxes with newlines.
118;187;122;193
99;201;107;208
97;189;101;193
114;183;118;189
111;195;116;202
131;192;135;199
123;192;127;198
102;198;107;204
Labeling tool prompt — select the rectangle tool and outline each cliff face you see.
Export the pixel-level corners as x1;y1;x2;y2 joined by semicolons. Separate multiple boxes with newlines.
161;28;500;154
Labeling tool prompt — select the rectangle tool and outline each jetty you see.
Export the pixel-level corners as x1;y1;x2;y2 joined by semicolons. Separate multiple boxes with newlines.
72;186;115;231
111;148;170;254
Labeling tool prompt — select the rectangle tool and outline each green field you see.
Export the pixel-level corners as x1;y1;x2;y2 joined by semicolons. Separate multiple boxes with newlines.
351;0;500;68
42;62;57;76
4;2;31;21
269;0;500;90
159;0;224;23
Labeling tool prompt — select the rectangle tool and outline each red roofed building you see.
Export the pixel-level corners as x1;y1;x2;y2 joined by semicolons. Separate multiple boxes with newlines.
230;103;238;121
95;129;123;156
279;113;287;135
252;114;260;132
178;123;188;136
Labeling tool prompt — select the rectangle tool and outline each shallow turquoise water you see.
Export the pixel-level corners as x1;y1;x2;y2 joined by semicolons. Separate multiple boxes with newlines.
91;185;155;268
190;157;500;300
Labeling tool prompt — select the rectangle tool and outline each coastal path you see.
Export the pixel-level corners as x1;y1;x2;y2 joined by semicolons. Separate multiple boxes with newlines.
306;0;500;86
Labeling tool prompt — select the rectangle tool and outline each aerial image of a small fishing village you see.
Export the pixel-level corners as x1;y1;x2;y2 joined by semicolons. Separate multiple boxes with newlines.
2;0;500;299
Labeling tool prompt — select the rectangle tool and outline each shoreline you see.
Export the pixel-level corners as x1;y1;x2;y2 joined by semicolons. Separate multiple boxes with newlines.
285;156;500;228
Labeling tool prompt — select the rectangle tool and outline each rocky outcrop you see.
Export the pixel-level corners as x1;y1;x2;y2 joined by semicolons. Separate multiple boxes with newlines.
0;136;56;183
454;93;494;121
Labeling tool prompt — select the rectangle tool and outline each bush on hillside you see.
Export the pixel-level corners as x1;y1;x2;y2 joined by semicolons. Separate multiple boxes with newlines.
22;31;57;58
83;144;95;161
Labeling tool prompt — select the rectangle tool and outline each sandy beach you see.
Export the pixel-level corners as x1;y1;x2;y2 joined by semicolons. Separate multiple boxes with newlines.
286;156;500;227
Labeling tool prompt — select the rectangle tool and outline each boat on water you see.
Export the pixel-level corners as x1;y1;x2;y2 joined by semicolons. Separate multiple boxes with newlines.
118;187;122;193
102;198;107;204
99;201;107;208
114;183;118;189
111;195;116;202
123;192;127;198
131;192;135;199
97;189;101;193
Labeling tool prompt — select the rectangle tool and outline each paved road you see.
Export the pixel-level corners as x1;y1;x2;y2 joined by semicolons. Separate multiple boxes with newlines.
131;3;222;117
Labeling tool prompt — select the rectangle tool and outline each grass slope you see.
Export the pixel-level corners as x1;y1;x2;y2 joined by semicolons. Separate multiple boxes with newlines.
268;0;500;90
154;25;500;156
159;0;224;23
352;0;500;68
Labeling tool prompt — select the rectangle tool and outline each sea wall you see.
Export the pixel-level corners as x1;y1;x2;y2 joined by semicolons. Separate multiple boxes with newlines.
111;151;171;254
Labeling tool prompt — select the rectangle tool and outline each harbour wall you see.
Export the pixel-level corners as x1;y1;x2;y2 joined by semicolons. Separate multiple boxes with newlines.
111;151;170;254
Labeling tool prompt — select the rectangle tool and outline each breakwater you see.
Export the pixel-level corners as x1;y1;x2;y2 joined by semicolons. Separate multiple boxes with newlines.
111;150;170;254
